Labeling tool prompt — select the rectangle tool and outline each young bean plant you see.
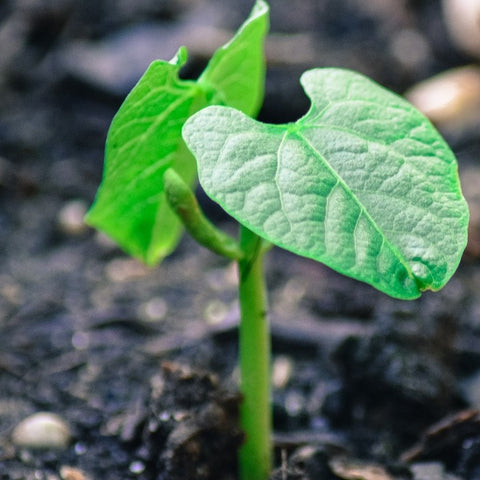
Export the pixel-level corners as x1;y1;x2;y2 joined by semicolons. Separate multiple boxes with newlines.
86;1;469;479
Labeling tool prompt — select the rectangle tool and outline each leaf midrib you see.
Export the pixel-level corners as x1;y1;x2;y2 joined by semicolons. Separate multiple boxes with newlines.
291;129;415;283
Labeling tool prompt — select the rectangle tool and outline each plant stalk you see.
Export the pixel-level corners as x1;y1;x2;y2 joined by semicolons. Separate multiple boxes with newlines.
238;225;272;480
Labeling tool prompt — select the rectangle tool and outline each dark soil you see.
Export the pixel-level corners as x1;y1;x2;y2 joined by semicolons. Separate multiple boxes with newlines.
1;1;480;479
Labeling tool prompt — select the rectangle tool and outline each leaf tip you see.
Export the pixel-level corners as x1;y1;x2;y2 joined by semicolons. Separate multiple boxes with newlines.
170;46;189;68
252;0;270;16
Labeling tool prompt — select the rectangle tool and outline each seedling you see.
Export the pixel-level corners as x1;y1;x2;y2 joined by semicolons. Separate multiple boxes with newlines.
86;2;469;479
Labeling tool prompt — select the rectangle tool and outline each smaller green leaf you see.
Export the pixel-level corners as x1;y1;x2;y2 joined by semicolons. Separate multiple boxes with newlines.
183;68;469;299
85;48;204;264
199;0;269;117
86;0;269;265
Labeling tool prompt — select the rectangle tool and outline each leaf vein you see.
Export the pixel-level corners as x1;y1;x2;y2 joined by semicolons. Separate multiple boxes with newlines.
295;130;414;280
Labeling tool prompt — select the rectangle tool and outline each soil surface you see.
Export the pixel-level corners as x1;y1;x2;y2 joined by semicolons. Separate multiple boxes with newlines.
1;1;480;479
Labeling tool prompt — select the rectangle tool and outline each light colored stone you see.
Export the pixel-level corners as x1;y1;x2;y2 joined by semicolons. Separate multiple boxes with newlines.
442;0;480;59
204;300;228;325
411;461;461;480
129;461;146;474
12;412;72;450
105;258;149;282
140;297;168;322
272;355;294;389
60;466;89;480
390;29;430;71
57;200;88;236
405;66;480;132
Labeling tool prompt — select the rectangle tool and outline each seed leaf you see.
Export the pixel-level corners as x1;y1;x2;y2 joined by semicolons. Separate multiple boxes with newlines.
183;68;469;299
85;0;269;265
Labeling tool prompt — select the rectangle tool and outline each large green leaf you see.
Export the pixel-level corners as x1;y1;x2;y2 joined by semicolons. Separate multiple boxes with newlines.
183;68;469;299
85;0;269;265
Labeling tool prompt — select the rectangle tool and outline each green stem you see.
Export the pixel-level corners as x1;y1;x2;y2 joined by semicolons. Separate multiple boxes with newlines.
238;225;272;480
163;168;243;260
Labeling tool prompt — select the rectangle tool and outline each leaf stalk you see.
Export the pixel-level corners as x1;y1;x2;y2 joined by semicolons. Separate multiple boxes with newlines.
163;168;244;261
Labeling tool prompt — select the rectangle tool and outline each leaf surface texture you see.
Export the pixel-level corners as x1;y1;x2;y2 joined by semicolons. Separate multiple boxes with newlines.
183;68;469;298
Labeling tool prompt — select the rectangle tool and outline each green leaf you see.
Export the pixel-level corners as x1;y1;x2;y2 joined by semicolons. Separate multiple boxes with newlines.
183;68;469;299
85;0;269;265
199;0;269;117
85;48;202;264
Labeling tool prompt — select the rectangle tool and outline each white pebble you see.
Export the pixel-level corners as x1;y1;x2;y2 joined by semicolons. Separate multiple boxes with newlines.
12;412;72;450
272;355;294;389
405;66;480;132
129;461;145;474
204;300;228;325
141;297;168;322
57;200;88;236
442;0;480;59
71;331;90;350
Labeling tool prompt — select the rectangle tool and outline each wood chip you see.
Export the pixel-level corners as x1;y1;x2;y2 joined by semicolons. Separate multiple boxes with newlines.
401;409;480;462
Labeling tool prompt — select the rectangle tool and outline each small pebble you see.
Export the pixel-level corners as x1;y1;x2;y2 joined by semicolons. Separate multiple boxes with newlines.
158;411;170;422
60;466;88;480
140;297;168;322
405;66;480;132
204;300;228;325
74;442;87;455
71;331;90;350
272;355;294;390
57;200;88;236
390;29;430;71
411;461;460;480
105;258;149;282
129;460;146;474
284;391;304;417
442;0;480;59
12;412;72;450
